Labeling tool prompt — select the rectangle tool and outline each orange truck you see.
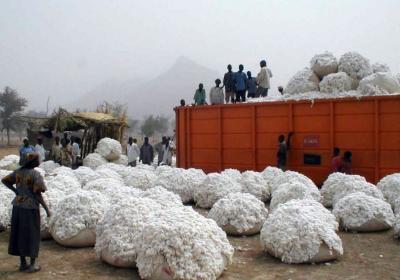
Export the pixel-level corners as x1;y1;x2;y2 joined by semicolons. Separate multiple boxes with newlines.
174;95;400;185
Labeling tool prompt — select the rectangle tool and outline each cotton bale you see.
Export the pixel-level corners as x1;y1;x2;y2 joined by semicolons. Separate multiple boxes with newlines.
124;168;158;191
194;173;242;209
377;173;400;208
285;68;320;95
97;163;131;179
111;154;128;166
359;72;400;95
49;190;109;247
331;180;384;207
95;137;122;161
319;72;353;93
261;166;284;194
39;161;60;174
83;153;108;170
240;171;270;202
372;62;391;73
73;166;98;186
338;51;373;80
141;186;183;208
0;170;13;231
394;216;400;238
136;206;234;280
260;199;343;264
208;193;268;236
310;52;338;79
45;173;81;194
221;169;242;183
270;170;318;195
51;166;76;178
333;192;395;232
0;155;20;171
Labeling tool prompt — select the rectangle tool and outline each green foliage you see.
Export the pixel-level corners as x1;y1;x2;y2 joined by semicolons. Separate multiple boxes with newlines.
140;115;170;137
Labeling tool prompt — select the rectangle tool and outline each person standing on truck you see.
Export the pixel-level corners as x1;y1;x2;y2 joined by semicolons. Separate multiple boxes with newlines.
246;71;257;99
234;64;247;103
339;151;352;174
209;79;224;105
140;137;154;165
277;132;293;171
223;64;236;104
331;147;341;173
278;86;284;95
194;83;206;105
256;60;273;97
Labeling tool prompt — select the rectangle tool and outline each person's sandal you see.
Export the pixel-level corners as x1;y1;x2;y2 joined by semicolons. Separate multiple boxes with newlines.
27;265;41;273
19;265;29;272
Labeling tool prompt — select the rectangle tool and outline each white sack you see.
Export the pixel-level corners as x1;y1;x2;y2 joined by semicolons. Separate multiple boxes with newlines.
310;52;338;79
95;137;122;161
260;199;343;264
208;193;268;236
285;68;320;95
333;192;395;232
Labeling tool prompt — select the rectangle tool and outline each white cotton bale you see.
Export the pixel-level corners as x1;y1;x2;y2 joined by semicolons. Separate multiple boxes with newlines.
333;192;395;232
310;52;338;79
372;62;391;73
45;174;81;194
111;154;128;166
94;168;123;182
83;153;108;170
73;166;98;186
97;163;131;179
208;193;268;236
396;73;400;84
136;164;156;172
83;178;125;198
141;186;183;208
0;155;20;171
194;173;242;209
221;169;242;183
124;168;158;191
331;180;384;207
261;166;284;194
260;199;343;264
320;173;367;207
269;181;321;211
95;197;163;268
152;168;199;203
240;171;270;201
50;166;76;178
358;72;400;95
136;207;234;280
40;188;64;240
95;137;122;161
0;172;13;230
270;170;318;195
34;167;46;178
49;190;109;247
394;216;400;238
285;68;320;95
319;72;353;93
39;161;60;174
338;51;373;80
155;165;174;176
376;173;400;208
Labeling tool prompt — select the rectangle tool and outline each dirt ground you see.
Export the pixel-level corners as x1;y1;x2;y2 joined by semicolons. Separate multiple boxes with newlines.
0;224;399;280
0;146;18;159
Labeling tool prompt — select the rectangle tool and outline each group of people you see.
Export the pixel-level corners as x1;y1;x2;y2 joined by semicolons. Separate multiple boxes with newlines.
331;147;352;174
126;136;174;167
190;60;282;106
19;133;81;169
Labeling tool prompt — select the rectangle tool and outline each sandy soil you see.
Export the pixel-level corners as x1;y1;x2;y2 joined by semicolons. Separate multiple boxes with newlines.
0;147;18;159
0;225;399;280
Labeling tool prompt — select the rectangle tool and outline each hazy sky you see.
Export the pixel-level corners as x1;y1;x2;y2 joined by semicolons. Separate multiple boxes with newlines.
1;0;399;112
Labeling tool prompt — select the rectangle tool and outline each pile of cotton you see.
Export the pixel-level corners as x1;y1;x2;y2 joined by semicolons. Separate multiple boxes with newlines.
310;52;338;79
394;216;400;238
111;154;128;166
141;186;183;208
372;62;391;73
261;166;284;192
83;153;108;170
83;178;125;197
194;173;242;209
270;170;318;195
359;72;400;95
95;137;122;161
136;164;156;172
285;68;320;95
321;173;365;207
397;73;400;84
338;52;373;81
208;193;268;236
39;161;60;174
377;173;400;208
331;180;384;207
260;199;343;264
51;166;76;178
94;168;123;182
240;171;270;201
34;167;46;178
221;169;242;182
95;197;163;268
152;168;201;203
45;173;81;195
97;163;131;179
124;168;157;191
269;181;321;212
40;188;64;240
49;190;109;247
0;155;20;171
136;206;234;280
333;192;395;232
186;168;207;187
73;166;98;186
0;170;13;231
319;72;353;93
155;165;174;176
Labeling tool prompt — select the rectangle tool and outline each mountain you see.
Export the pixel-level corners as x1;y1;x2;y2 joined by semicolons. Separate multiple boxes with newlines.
67;57;220;118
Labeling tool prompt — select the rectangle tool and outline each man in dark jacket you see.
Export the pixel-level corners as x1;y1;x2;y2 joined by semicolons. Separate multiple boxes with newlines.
140;137;154;165
223;64;235;104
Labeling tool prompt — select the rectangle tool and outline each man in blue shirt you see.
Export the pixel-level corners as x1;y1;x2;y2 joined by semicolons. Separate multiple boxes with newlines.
19;137;36;166
246;71;257;98
234;64;247;103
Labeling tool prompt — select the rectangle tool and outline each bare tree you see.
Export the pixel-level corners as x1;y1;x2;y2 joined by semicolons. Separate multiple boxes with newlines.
0;87;28;145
